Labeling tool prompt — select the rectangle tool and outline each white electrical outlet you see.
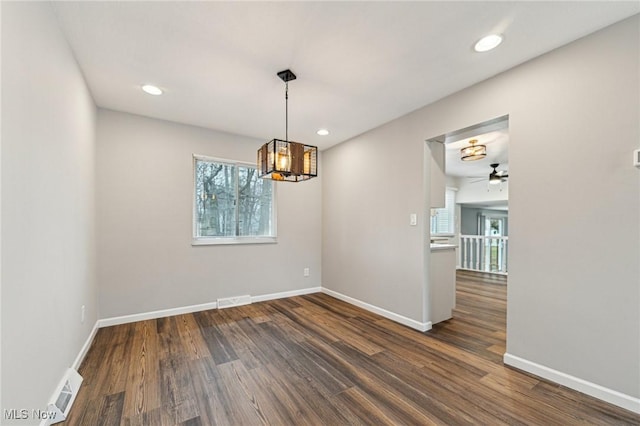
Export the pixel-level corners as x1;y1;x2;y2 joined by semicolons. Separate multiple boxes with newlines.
80;305;85;323
303;267;310;277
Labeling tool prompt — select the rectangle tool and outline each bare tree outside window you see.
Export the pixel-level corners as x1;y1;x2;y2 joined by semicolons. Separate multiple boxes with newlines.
238;167;273;236
194;156;274;243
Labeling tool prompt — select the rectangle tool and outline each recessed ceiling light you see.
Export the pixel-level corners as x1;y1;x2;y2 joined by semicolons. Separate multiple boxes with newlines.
141;84;163;95
474;34;503;52
317;129;329;136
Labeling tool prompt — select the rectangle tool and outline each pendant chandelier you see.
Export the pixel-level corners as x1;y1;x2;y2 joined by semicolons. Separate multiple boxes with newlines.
258;69;318;182
460;139;487;161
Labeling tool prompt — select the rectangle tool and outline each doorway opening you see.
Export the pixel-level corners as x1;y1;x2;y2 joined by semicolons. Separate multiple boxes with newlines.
434;115;510;275
425;115;509;353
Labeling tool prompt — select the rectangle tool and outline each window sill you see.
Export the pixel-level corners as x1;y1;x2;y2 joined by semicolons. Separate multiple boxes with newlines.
192;237;277;246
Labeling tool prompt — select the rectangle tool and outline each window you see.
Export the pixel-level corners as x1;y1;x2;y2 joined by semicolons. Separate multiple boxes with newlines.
485;216;506;237
193;155;275;245
431;187;456;235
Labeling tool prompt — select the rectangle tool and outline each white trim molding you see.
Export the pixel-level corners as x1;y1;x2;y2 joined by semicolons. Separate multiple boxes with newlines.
252;287;322;303
322;287;432;332
97;286;323;328
504;353;640;414
71;321;100;370
98;300;219;328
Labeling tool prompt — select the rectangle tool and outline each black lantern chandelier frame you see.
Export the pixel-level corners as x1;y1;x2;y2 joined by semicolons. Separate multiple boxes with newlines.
258;70;318;182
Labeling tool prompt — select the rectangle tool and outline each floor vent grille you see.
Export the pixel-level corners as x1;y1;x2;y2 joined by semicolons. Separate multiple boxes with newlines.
45;368;83;425
217;295;252;309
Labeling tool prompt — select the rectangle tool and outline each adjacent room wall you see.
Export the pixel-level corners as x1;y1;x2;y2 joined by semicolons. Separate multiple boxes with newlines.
1;2;97;421
323;15;639;402
96;109;322;318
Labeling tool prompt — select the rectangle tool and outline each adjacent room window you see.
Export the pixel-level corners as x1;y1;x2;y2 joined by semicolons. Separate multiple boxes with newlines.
431;187;456;235
193;155;275;244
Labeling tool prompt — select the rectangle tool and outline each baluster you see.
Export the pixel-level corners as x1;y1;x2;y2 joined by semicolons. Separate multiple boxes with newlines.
462;237;467;269
492;237;497;272
465;236;469;270
460;235;467;269
486;237;490;272
465;237;469;269
485;237;488;272
485;237;490;272
465;237;470;269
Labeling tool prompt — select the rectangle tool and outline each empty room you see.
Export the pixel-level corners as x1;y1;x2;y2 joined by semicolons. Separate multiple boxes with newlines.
2;1;639;425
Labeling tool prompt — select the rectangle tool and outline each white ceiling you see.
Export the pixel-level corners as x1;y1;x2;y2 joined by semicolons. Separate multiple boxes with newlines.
52;2;639;151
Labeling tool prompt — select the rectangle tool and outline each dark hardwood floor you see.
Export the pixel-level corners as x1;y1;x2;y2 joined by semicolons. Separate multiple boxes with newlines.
64;271;640;425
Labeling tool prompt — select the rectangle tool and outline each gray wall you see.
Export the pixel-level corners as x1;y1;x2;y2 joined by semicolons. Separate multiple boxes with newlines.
1;2;98;421
504;15;638;398
322;118;429;323
96;110;322;318
461;207;481;235
323;15;639;398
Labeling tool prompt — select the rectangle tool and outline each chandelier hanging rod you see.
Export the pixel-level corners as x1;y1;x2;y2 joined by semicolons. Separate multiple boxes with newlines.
277;69;296;142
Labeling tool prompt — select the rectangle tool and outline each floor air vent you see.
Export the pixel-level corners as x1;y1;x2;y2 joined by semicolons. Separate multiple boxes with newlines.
44;368;83;425
217;295;252;309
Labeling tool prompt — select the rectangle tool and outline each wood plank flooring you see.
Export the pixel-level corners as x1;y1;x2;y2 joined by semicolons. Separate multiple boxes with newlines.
64;271;640;425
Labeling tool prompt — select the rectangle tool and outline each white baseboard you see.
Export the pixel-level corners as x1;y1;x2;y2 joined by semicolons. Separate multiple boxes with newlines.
321;287;431;332
97;286;323;328
504;353;640;414
252;286;321;303
97;300;219;328
71;321;100;370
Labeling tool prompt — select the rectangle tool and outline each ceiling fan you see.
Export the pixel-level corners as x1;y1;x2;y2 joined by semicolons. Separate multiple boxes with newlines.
488;163;509;185
469;163;509;185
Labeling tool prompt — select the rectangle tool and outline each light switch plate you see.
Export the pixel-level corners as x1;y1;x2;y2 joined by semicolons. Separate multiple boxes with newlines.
634;149;640;167
410;213;417;226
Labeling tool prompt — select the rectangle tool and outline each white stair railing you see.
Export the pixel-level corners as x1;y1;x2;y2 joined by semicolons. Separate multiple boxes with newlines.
459;235;508;274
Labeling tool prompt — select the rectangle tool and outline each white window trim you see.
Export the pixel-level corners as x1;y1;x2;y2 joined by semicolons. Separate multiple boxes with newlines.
192;154;277;246
192;236;277;246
